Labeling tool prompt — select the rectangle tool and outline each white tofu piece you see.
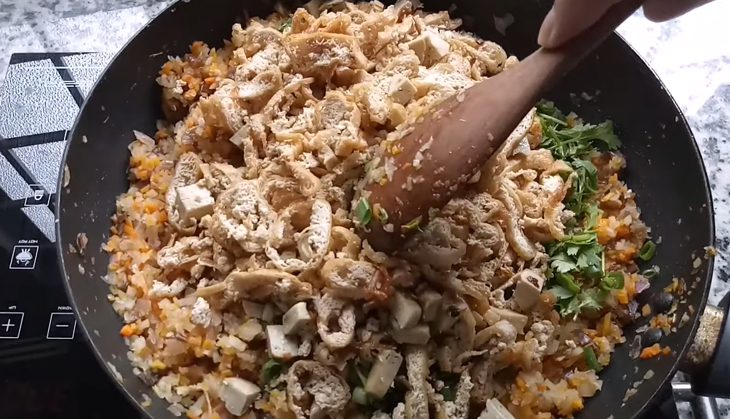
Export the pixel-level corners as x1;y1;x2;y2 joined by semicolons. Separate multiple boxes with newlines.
485;307;528;333
417;289;441;322
220;377;260;416
512;270;546;311
282;302;312;335
242;300;264;319
392;324;430;345
175;184;214;221
406;31;450;64
262;303;276;323
365;349;404;398
390;292;422;329
388;75;417;105
266;325;299;360
479;398;516;419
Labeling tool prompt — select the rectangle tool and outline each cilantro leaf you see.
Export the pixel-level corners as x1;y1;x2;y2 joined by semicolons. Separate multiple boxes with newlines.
551;253;577;273
549;285;575;300
278;17;292;32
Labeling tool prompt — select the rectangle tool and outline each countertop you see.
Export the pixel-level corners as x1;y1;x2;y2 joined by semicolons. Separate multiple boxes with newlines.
0;0;729;415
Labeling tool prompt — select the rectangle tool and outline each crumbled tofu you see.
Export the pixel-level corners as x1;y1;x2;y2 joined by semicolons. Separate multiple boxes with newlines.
242;300;264;319
220;377;260;416
190;297;212;327
365;349;404;398
283;302;312;335
406;31;450;64
390;292;422;329
175;184;214;221
485;307;528;333
512;270;545;311
418;289;441;322
392;324;430;345
266;325;299;360
388;75;417;105
148;279;187;298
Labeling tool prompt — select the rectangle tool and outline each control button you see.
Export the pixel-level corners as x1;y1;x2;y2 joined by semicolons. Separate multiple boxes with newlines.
9;245;39;270
24;184;51;207
47;312;76;340
0;312;24;339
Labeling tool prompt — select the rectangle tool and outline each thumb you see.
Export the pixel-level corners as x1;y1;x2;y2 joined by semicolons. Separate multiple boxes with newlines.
538;0;623;48
643;0;713;21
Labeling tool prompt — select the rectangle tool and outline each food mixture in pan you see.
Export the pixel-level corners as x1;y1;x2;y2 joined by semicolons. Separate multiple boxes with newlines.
104;1;660;418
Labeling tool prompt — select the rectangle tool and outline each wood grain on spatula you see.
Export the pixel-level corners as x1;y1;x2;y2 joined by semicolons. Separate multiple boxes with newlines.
361;0;643;253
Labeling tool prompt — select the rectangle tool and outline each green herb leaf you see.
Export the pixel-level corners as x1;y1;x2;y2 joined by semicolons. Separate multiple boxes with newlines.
402;216;422;232
601;272;624;290
555;273;580;294
549;285;576;300
638;240;657;261
278;17;292;32
440;386;457;402
260;359;286;385
353;386;371;406
583;347;602;371
355;197;372;226
584;204;602;230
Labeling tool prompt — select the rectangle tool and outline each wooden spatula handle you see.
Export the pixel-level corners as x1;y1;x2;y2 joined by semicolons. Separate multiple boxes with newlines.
363;0;642;253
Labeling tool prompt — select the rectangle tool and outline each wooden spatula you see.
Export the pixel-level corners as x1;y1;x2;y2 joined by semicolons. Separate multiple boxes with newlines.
362;0;642;253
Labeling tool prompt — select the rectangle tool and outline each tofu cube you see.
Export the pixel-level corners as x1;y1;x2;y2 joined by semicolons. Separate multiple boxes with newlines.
175;184;214;221
282;302;312;335
486;307;528;333
512;270;545;311
390;292;422;329
406;31;450;64
365;350;404;398
220;377;260;416
242;300;264;319
392;324;430;345
266;325;299;360
388;75;417;105
417;289;441;322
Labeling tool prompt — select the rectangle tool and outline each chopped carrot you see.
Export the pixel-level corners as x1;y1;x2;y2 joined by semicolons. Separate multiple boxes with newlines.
120;324;137;337
640;344;662;359
615;289;629;305
597;218;612;244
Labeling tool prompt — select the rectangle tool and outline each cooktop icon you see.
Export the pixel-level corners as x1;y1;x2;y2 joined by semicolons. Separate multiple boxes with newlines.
24;184;51;207
9;245;39;270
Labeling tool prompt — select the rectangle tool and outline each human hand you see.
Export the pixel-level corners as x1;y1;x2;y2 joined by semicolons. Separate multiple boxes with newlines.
538;0;714;48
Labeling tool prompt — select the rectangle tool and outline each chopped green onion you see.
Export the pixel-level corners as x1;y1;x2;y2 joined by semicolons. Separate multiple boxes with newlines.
556;272;580;294
353;386;370;406
401;216;422;232
642;266;660;279
355;198;372;226
260;359;286;385
583;347;602;371
601;272;624;290
638;240;657;261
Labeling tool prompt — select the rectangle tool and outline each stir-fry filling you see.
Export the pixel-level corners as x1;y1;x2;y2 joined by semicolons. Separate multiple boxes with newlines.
105;2;657;418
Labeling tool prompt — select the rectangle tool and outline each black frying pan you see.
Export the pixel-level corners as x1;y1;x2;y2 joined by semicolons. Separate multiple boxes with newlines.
55;0;727;418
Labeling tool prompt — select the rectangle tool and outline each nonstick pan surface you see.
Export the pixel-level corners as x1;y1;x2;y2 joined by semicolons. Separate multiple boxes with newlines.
56;0;717;418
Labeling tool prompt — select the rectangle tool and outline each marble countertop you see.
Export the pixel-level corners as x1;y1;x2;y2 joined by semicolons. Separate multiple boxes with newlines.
0;0;728;415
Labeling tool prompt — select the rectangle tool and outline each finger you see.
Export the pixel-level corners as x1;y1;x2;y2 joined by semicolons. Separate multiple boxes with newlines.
538;0;622;48
643;0;713;21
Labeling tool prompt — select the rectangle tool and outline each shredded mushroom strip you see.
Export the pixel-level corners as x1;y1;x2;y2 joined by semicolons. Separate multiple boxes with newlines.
106;2;654;418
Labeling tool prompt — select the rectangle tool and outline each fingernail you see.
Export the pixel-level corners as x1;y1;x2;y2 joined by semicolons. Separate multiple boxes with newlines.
538;8;557;47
